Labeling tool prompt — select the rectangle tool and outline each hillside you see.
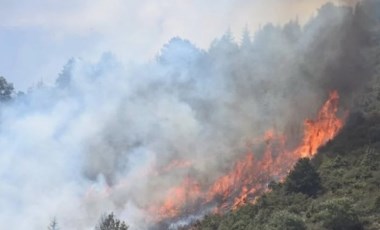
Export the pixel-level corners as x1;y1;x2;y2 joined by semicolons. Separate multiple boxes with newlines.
182;1;380;229
185;108;380;230
184;40;380;230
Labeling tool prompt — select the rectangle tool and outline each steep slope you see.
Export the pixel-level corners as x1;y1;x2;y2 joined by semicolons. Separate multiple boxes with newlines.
187;110;380;230
180;1;380;229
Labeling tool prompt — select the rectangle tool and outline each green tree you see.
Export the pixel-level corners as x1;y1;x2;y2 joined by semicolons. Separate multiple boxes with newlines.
197;214;222;230
266;210;306;230
0;76;14;101
308;198;362;230
96;213;129;230
284;158;321;197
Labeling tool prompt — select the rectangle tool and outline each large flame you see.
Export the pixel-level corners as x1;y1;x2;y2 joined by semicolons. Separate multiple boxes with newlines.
295;90;343;157
148;91;344;224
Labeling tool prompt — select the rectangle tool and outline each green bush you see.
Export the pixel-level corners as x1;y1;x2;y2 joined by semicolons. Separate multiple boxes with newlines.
197;215;221;230
265;210;306;230
307;198;362;230
284;158;322;197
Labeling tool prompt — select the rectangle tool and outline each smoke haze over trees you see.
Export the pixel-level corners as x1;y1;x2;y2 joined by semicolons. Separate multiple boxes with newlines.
0;0;380;229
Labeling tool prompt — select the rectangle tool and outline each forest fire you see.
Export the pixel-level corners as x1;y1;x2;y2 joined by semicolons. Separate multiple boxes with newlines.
148;91;344;225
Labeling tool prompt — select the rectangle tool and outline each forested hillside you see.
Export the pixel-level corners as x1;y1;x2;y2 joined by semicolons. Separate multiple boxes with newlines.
187;110;380;229
183;1;380;229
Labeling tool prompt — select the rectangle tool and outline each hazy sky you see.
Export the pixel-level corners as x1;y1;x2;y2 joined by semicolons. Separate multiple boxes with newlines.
0;0;357;90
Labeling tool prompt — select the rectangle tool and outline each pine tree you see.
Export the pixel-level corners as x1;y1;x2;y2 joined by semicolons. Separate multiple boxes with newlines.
284;158;322;197
96;213;129;230
0;76;14;101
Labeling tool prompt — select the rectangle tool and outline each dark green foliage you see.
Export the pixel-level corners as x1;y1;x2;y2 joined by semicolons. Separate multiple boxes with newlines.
95;213;129;230
284;158;322;197
267;180;281;190
374;196;380;212
199;215;222;230
0;76;14;101
308;198;362;230
266;210;306;230
320;112;380;154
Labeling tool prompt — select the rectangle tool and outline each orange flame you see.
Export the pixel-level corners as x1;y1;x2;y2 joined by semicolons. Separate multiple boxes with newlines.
148;91;344;222
150;177;201;220
294;91;343;157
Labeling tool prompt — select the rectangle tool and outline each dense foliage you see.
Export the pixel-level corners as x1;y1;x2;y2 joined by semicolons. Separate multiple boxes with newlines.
284;158;321;197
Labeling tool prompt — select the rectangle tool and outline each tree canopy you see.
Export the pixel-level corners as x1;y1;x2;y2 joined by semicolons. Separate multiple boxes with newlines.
0;76;14;101
95;213;129;230
284;158;322;197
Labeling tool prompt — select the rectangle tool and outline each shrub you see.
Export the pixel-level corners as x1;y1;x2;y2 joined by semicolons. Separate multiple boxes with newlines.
307;198;362;230
266;210;306;230
284;158;322;197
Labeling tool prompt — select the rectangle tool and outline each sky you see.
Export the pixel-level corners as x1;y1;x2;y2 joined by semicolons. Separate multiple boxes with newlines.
0;0;357;90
